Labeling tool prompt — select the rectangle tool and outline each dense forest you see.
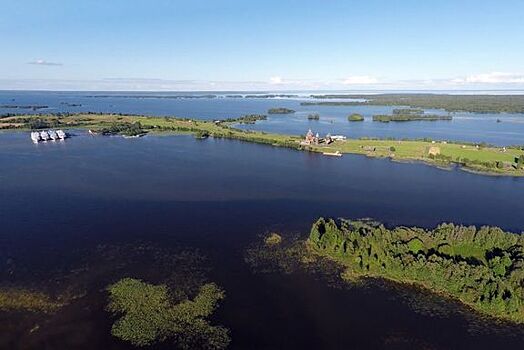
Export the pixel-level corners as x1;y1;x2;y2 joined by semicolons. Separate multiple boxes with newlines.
309;218;524;322
303;94;524;114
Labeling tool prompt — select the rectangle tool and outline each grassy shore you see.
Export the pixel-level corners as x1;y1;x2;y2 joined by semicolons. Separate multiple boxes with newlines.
2;113;523;176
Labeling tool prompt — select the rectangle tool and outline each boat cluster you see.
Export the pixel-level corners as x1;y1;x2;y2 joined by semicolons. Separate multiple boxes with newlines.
31;130;68;143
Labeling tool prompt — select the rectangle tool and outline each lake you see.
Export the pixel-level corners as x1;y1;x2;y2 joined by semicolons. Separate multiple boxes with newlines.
1;131;523;349
2;91;524;146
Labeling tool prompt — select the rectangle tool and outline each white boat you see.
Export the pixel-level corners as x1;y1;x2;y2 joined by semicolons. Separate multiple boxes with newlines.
39;130;50;141
30;131;41;143
331;135;347;141
56;130;67;139
322;150;342;157
48;130;59;141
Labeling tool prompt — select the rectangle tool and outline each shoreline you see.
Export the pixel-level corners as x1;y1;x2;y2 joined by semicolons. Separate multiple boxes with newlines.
307;218;524;324
1;113;523;177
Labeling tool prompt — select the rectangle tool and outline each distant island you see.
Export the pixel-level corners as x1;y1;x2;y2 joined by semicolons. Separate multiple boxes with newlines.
0;104;48;110
307;113;320;120
373;108;452;122
302;94;524;114
1;112;523;176
347;113;364;122
268;107;296;114
373;115;452;122
308;217;524;323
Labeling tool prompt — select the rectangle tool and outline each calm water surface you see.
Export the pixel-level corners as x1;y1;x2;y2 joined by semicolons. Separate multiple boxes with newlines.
1;133;523;349
1;91;524;146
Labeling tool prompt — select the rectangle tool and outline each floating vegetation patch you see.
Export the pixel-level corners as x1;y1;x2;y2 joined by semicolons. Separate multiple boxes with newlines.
244;232;312;274
0;288;64;313
264;232;283;246
0;242;223;347
107;278;230;348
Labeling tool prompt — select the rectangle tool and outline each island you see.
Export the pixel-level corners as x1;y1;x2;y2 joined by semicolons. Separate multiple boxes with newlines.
347;113;364;122
308;217;524;323
307;113;320;120
1;113;523;176
372;114;452;122
267;107;295;114
302;94;524;114
372;108;452;122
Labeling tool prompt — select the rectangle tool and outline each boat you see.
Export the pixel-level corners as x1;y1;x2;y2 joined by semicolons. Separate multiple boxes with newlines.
30;131;41;143
56;130;67;139
331;135;347;141
48;130;59;141
322;150;342;157
39;130;50;141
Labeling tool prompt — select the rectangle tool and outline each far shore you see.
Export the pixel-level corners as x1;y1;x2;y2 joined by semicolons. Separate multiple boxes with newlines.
1;112;523;177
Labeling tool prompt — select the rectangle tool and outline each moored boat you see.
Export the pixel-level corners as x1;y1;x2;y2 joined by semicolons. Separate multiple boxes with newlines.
39;130;50;141
56;129;67;139
48;130;59;141
322;150;342;157
30;131;41;143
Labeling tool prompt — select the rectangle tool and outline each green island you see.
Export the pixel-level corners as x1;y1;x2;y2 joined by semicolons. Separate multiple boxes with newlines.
1;112;524;176
303;94;524;114
107;278;230;348
347;113;364;122
372;114;452;122
307;113;320;120
267;107;295;114
373;107;453;122
308;218;524;323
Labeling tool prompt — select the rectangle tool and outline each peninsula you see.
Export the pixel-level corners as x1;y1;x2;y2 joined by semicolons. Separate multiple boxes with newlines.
1;113;523;176
308;217;524;323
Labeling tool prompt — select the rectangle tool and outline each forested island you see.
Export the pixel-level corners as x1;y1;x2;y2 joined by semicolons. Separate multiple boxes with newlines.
373;114;452;122
373;107;452;122
267;107;295;114
308;218;524;323
347;113;364;122
1;112;524;176
303;94;524;114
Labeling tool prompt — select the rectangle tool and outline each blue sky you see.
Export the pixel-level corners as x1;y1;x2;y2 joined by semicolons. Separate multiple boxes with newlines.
1;0;524;91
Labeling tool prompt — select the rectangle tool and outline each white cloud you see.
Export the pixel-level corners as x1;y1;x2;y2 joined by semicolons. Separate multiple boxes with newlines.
28;59;63;66
342;75;378;85
269;76;283;84
452;72;524;84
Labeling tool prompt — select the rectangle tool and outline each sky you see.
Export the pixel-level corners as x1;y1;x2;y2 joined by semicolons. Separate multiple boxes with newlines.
1;0;524;91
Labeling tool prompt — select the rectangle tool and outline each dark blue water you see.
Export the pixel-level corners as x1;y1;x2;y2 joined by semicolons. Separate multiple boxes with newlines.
1;91;524;146
1;132;523;349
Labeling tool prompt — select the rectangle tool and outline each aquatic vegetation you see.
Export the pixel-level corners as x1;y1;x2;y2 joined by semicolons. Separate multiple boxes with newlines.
309;218;524;323
264;233;282;246
0;288;63;313
347;113;364;122
107;278;230;348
